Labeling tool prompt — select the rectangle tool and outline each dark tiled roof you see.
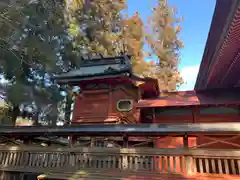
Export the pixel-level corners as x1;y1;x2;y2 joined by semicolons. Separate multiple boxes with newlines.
54;55;132;81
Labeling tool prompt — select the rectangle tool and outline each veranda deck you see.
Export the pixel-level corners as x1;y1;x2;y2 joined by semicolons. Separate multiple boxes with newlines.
0;123;239;179
0;146;238;179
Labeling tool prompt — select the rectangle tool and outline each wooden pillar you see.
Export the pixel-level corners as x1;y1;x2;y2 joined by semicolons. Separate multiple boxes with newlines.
192;108;199;123
22;137;32;167
90;137;95;147
122;135;129;169
68;136;77;147
183;135;195;175
152;108;156;123
108;85;112;114
183;135;188;148
68;136;73;147
123;135;128;148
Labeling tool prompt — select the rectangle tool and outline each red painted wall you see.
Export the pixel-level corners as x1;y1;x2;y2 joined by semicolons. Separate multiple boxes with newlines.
72;84;140;124
154;106;240;149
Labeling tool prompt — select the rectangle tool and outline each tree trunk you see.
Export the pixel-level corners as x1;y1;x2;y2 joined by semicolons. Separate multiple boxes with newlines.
65;95;73;125
11;105;20;126
33;112;40;126
50;104;58;126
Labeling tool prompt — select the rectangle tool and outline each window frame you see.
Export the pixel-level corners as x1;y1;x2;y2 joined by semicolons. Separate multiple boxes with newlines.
116;99;133;112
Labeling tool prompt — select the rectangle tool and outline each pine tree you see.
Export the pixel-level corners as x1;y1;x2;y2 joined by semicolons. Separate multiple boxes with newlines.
147;0;183;91
0;0;73;124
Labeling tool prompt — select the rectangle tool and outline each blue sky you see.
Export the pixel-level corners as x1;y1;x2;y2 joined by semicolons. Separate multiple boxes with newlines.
127;0;216;91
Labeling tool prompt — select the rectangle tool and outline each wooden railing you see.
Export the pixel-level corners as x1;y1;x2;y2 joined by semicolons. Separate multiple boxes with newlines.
0;146;239;176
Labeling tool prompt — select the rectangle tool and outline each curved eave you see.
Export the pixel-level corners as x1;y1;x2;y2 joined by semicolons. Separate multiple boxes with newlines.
207;4;240;89
55;74;130;85
195;0;239;90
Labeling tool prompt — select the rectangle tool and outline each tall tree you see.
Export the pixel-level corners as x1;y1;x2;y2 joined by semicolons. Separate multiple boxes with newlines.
0;0;73;124
121;12;151;76
0;0;185;125
146;0;183;91
67;0;126;57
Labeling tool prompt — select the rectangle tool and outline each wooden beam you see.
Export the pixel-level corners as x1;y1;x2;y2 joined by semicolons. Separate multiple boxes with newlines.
1;146;240;157
0;123;240;137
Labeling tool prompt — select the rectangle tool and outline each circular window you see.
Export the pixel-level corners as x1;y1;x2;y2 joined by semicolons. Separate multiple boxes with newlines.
117;99;133;112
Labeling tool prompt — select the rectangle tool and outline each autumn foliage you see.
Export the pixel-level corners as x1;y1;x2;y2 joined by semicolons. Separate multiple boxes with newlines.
0;0;183;124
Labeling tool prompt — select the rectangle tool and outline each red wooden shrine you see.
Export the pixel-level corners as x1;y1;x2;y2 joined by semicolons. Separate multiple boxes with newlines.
55;54;240;149
55;55;159;125
55;0;240;150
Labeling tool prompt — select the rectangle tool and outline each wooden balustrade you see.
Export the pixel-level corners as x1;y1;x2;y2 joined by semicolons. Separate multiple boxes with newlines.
0;146;239;176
